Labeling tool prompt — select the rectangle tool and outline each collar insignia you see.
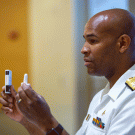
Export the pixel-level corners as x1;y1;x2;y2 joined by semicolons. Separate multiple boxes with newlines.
102;110;106;116
125;77;135;91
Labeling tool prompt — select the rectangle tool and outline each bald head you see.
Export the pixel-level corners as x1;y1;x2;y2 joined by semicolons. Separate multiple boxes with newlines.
84;9;135;61
93;9;135;38
86;9;135;39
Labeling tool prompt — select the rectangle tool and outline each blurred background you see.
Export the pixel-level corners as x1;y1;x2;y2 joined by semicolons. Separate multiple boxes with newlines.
0;0;134;134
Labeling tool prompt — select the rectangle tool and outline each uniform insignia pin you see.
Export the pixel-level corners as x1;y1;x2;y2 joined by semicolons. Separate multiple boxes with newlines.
86;114;90;121
102;110;106;116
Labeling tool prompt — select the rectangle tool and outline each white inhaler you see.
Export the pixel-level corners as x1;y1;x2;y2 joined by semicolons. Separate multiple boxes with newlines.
5;70;12;94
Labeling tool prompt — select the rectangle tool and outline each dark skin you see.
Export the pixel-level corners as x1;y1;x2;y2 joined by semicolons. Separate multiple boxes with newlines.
0;9;135;134
82;9;135;88
0;85;69;134
0;85;46;135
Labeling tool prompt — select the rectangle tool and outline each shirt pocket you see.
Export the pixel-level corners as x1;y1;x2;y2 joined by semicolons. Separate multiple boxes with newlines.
85;113;106;135
101;108;115;131
75;114;91;135
86;123;106;135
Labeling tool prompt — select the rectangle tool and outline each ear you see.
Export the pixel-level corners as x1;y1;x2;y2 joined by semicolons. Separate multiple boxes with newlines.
117;34;131;53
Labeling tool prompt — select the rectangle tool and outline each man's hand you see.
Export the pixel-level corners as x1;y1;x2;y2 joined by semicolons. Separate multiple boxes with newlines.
0;85;24;122
15;83;58;132
0;84;69;135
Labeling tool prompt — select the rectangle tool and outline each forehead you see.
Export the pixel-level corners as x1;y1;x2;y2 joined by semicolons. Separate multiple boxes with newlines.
86;15;109;29
84;14;116;37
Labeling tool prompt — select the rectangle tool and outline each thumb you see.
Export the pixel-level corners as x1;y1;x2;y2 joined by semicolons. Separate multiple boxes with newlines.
10;85;17;98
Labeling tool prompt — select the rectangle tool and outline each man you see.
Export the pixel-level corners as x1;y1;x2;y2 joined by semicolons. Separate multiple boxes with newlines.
1;8;135;135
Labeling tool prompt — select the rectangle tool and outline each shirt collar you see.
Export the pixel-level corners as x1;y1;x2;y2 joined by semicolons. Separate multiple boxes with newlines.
106;64;135;101
101;82;110;101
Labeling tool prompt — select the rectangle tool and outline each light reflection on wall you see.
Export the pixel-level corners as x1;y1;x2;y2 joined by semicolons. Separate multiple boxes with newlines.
87;0;129;18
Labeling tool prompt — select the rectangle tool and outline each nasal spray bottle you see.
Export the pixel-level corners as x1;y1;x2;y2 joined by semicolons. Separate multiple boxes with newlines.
21;74;29;86
5;70;12;94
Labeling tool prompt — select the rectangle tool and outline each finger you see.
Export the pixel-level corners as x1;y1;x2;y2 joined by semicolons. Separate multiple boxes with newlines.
1;91;13;103
0;97;10;107
15;93;21;102
21;82;31;86
10;85;17;98
1;106;13;112
22;83;37;100
17;86;31;103
2;86;5;91
1;91;7;100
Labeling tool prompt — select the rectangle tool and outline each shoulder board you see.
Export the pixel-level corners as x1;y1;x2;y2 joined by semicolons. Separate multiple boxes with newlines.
125;77;135;91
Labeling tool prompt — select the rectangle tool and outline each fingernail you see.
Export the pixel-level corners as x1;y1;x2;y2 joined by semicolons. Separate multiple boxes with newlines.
9;109;13;112
21;82;23;86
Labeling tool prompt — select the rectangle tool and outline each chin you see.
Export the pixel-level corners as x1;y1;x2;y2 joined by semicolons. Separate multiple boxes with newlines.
87;68;104;77
87;68;96;76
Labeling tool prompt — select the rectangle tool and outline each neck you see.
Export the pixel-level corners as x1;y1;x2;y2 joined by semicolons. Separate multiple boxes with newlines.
106;63;134;89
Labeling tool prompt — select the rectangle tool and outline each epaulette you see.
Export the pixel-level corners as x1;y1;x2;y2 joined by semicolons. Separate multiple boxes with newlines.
125;77;135;91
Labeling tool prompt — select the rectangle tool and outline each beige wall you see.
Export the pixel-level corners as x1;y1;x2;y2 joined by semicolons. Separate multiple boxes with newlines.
0;0;29;134
0;0;77;134
28;0;76;134
0;0;29;95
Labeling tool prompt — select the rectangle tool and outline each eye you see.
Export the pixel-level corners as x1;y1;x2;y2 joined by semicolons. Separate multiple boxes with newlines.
84;38;98;44
90;39;97;43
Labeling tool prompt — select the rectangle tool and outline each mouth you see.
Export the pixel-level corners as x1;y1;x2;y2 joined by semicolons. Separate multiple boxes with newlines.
84;61;92;67
83;58;92;67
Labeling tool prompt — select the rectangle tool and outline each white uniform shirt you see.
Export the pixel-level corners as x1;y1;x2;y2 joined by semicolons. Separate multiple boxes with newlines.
76;65;135;135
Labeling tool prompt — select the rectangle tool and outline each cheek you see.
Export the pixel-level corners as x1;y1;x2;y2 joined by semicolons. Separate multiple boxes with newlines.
91;46;105;62
92;44;116;66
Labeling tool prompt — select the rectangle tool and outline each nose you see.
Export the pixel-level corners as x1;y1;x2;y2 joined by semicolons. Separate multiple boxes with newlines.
81;43;90;55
